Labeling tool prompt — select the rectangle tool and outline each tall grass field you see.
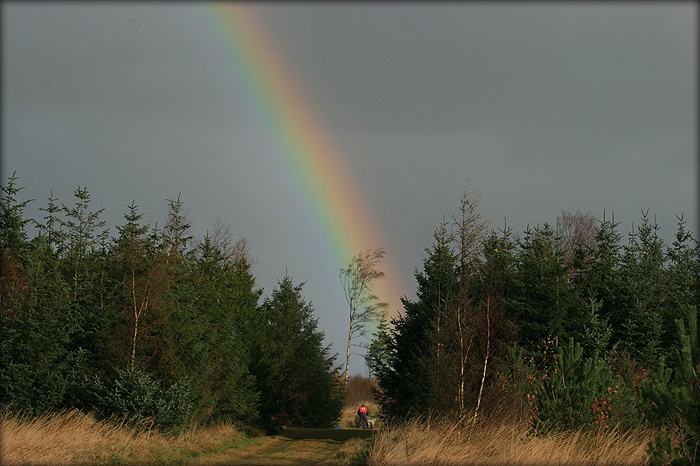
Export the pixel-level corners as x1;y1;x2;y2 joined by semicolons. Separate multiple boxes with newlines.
1;409;255;465
366;417;655;466
3;407;655;465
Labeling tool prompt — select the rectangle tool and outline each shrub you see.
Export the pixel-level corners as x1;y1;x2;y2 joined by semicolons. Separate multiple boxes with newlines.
90;367;193;431
529;338;641;433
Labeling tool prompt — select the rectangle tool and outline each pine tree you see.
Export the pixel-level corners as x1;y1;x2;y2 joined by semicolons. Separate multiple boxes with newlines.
109;202;168;372
531;338;640;433
374;222;458;419
643;308;700;465
512;224;576;353
660;215;698;358
56;187;111;388
185;233;259;424
254;275;343;428
619;211;665;364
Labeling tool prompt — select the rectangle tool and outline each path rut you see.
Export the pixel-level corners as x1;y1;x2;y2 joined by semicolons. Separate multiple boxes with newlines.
186;428;372;466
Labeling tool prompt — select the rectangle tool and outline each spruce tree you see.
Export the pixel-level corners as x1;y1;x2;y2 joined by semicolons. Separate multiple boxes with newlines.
619;211;665;364
185;234;259;424
566;214;628;368
512;224;576;353
56;187;111;389
254;275;343;428
660;215;698;358
374;222;458;419
109;202;168;372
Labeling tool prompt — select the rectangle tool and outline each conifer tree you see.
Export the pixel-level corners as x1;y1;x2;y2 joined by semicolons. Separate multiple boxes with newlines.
530;338;639;432
469;228;519;422
643;308;700;465
660;215;698;358
185;233;259;423
372;222;458;419
0;174;45;412
0;173;32;333
56;187;111;384
568;214;621;359
512;224;576;353
163;194;192;258
255;275;343;428
110;202;168;372
0;172;32;255
619;211;665;363
1;176;88;413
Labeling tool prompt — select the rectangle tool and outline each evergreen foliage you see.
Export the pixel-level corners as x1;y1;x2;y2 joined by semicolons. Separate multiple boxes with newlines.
512;224;576;353
570;214;624;358
254;275;344;428
89;366;193;432
643;308;700;465
0;174;340;432
3;173;700;466
619;211;665;363
370;222;458;420
366;191;698;464
527;338;640;433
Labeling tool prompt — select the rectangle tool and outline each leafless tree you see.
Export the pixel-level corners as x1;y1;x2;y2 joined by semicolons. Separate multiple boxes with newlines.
210;215;255;267
340;248;389;383
556;209;599;266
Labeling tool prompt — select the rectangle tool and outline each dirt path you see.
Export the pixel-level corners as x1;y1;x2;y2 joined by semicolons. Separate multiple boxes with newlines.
187;428;373;466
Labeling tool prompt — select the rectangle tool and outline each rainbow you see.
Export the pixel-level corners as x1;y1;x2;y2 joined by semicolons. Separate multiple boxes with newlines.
205;4;404;319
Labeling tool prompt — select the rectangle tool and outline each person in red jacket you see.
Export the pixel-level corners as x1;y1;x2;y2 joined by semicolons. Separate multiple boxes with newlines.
358;403;369;428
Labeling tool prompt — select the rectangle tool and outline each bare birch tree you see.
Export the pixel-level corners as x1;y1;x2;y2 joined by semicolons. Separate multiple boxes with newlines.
340;248;389;382
555;208;598;266
453;184;488;416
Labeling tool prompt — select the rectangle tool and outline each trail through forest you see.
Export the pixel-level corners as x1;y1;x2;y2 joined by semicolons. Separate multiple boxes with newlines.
187;428;372;466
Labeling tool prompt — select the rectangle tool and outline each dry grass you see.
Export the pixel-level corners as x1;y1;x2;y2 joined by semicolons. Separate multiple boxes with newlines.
1;409;249;465
366;418;655;466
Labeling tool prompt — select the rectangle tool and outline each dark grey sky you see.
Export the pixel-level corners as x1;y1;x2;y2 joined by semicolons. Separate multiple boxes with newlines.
3;2;696;375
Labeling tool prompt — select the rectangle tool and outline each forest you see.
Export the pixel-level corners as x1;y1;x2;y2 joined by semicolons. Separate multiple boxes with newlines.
366;188;699;465
2;173;699;464
0;173;344;433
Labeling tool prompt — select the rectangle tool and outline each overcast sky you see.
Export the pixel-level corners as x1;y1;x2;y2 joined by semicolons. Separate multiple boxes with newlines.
3;2;697;375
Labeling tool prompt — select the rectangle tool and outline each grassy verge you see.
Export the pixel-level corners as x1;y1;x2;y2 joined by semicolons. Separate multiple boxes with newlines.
1;409;258;465
365;418;655;466
3;406;653;465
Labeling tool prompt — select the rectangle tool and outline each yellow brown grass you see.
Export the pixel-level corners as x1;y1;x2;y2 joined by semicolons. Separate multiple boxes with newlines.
366;418;654;466
1;409;248;465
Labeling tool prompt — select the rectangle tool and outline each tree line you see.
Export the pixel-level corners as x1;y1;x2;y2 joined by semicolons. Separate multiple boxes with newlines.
367;186;699;464
0;173;343;432
3;172;699;462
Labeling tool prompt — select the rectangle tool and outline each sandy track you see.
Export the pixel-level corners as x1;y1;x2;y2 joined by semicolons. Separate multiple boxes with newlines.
187;429;371;466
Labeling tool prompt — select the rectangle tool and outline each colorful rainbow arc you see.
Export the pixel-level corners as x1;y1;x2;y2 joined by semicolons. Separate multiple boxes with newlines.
207;4;404;318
